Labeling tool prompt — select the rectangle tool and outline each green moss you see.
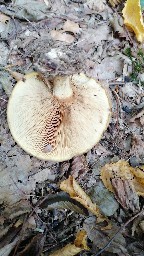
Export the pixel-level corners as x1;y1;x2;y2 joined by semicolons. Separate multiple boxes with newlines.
125;48;144;84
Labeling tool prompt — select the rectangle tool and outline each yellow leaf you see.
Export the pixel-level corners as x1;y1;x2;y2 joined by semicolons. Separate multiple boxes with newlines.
49;230;89;256
74;230;89;250
122;0;144;42
101;160;144;196
60;176;105;222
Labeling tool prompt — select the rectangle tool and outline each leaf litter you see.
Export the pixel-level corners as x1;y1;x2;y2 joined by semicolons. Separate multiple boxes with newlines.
0;0;144;255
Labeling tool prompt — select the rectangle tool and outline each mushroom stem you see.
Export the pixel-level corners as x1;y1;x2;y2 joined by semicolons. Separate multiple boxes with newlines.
53;76;73;101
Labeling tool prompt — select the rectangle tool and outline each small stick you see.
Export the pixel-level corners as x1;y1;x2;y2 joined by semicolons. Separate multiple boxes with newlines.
94;208;144;256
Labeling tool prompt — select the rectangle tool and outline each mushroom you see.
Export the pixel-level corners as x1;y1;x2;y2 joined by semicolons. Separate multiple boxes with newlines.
7;72;111;162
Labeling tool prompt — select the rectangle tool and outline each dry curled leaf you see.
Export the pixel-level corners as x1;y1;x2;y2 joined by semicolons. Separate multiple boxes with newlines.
17;233;46;256
101;160;144;199
60;176;105;222
63;20;81;34
50;30;75;43
49;230;89;256
39;191;89;216
122;0;144;42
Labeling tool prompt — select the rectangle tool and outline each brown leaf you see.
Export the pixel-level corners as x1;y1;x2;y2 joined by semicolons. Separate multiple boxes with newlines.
60;176;105;222
49;230;89;256
50;30;75;43
101;161;144;207
111;178;140;212
0;224;21;249
0;237;19;256
130;109;144;126
16;233;46;256
63;20;81;34
83;217;127;255
39;191;89;216
71;155;89;179
130;134;144;157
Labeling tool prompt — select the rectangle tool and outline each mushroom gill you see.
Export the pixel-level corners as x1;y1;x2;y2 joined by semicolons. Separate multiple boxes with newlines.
7;72;111;162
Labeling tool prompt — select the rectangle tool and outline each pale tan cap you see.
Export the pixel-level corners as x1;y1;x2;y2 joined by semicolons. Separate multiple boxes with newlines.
7;72;111;162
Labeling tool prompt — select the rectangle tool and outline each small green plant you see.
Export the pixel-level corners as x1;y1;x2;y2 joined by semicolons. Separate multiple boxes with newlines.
125;47;144;84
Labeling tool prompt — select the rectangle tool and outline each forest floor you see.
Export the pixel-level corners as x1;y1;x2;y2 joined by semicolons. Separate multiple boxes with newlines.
0;0;144;256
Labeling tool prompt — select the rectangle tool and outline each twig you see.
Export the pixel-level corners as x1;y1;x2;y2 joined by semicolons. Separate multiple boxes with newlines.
94;208;144;256
112;89;122;130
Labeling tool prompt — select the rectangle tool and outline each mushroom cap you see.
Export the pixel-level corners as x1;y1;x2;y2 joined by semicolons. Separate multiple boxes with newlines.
7;72;111;162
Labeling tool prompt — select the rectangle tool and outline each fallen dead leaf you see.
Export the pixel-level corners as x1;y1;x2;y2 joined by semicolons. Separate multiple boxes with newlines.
50;30;75;43
122;0;144;42
60;176;105;222
83;217;127;255
71;155;89;179
84;0;106;12
63;20;81;34
49;230;89;256
111;178;140;212
130;134;144;157
39;191;89;216
0;237;19;256
0;12;10;23
130;109;144;126
101;160;144;205
17;233;46;256
110;13;128;39
139;220;144;232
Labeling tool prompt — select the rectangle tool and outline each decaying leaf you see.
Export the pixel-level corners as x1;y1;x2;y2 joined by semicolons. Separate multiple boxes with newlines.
49;230;89;256
130;109;144;126
111;178;140;212
17;233;46;256
109;0;122;7
83;217;127;255
122;0;144;42
139;220;144;232
60;176;105;222
71;155;89;180
0;237;19;256
63;20;81;34
101;161;144;203
50;30;75;43
109;13;128;39
0;224;21;249
39;191;89;216
84;0;106;12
